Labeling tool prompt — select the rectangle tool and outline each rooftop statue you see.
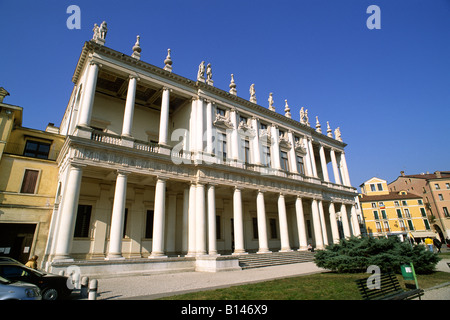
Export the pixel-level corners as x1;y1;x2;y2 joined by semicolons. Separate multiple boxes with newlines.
250;84;257;103
229;74;237;95
197;61;205;82
268;93;275;111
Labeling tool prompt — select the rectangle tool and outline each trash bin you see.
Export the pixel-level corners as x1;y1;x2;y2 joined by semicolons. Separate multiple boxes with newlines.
401;263;415;281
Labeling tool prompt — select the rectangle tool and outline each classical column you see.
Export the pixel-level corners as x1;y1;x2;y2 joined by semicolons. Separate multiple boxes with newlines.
207;184;218;255
330;148;342;185
340;203;351;238
270;125;281;170
318;200;328;246
165;193;177;255
189;98;197;153
121;75;138;138
158;87;170;145
278;193;292;252
319;144;330;182
256;191;270;253
288;131;298;173
328;202;340;244
78;61;100;127
311;199;324;249
206;101;214;155
181;187;189;254
106;171;129;260
150;178;167;258
232;187;246;254
186;182;197;256
251;117;262;165
350;205;361;237
196;98;204;153
196;183;206;256
295;196;308;251
308;139;318;178
53;164;84;261
340;152;352;186
230;108;239;160
302;137;313;177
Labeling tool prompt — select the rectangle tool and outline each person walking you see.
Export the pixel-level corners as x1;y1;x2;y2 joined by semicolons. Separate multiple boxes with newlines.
424;237;434;252
433;238;442;253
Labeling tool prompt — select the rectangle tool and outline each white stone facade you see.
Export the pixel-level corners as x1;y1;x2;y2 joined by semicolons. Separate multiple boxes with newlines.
44;29;361;274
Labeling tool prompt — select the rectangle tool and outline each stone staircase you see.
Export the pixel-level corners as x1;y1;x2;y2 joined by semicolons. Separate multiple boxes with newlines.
237;250;316;270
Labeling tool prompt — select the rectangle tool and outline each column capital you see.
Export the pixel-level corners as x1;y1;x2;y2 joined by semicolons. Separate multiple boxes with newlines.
116;169;132;176
89;59;103;68
129;74;141;81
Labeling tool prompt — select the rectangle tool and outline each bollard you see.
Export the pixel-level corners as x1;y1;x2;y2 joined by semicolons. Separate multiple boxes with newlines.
81;276;89;299
88;279;98;300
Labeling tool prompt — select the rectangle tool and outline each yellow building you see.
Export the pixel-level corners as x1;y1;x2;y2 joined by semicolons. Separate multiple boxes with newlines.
0;89;64;265
359;177;435;242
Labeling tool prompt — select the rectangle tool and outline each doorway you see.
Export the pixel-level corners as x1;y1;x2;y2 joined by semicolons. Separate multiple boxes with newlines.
0;223;36;263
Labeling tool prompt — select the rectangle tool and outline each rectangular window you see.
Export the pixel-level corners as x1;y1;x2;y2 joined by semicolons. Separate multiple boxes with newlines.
296;155;305;174
218;133;227;161
376;222;382;233
216;215;221;240
371;203;377;208
370;184;376;192
404;208;411;218
399;220;406;231
394;201;400;207
269;218;277;239
280;151;289;171
417;199;423;205
239;115;248;124
438;194;444;201
216;108;225;116
262;145;271;167
446;183;450;189
420;208;427;217
252;217;258;239
407;220;414;231
23;140;51;159
424;219;431;230
435;183;440;190
443;207;449;218
381;210;387;220
377;183;383;191
402;200;408;206
145;210;154;238
384;221;390;232
373;211;379;220
20;169;39;194
396;209;402;218
244;139;250;164
74;205;92;238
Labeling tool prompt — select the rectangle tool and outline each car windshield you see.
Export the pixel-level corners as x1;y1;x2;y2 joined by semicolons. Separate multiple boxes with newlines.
0;275;12;284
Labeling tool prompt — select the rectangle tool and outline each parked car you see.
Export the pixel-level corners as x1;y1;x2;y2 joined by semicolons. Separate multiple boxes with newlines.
0;262;73;300
0;275;41;300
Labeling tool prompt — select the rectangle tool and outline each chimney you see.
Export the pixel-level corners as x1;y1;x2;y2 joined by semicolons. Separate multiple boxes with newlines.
400;171;405;177
435;171;442;178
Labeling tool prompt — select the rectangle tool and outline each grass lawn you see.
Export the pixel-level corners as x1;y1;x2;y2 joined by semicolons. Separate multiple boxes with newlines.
163;269;450;300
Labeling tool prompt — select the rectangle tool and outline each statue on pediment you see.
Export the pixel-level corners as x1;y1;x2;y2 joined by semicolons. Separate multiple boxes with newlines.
197;61;205;82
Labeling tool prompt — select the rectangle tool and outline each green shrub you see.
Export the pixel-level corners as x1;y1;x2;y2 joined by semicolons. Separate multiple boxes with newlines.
314;236;440;274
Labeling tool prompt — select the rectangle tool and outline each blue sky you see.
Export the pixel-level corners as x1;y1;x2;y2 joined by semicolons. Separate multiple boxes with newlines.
1;0;449;189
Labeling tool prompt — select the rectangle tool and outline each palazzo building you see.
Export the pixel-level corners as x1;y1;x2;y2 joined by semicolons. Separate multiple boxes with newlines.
43;24;361;275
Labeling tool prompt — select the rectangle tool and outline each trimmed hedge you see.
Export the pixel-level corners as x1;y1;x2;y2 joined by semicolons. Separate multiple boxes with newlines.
314;236;440;274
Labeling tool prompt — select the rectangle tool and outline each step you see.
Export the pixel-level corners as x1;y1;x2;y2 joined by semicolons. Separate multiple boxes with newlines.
237;251;315;269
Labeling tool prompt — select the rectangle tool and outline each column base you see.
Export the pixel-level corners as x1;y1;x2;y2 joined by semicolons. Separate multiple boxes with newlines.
149;252;168;259
232;250;248;255
279;248;293;253
257;249;272;254
105;254;125;260
297;247;308;251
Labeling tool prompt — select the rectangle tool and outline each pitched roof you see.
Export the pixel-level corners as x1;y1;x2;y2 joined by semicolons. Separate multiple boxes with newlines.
359;191;422;202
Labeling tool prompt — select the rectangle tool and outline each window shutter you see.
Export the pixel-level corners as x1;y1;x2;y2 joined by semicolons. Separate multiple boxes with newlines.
20;169;39;194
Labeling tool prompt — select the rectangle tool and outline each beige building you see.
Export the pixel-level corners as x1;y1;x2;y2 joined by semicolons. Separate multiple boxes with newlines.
389;171;450;243
0;88;64;264
42;23;362;276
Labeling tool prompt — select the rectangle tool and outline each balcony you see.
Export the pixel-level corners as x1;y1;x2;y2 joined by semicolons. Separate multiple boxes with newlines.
73;129;356;194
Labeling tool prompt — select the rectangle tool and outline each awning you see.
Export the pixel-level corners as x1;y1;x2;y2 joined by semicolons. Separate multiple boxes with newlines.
409;231;437;238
